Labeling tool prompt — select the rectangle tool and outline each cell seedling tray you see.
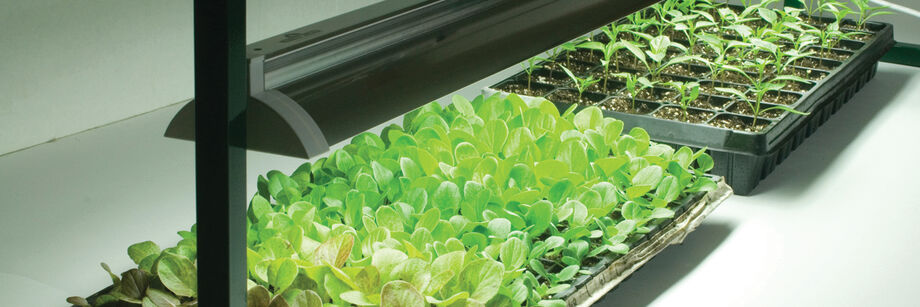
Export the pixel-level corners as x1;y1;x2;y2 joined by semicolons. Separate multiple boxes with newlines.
485;13;895;195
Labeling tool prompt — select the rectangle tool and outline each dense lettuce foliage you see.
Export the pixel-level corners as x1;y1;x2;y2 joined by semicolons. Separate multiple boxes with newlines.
71;94;717;307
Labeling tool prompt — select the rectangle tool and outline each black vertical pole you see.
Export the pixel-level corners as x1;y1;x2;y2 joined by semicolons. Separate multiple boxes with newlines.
194;0;247;306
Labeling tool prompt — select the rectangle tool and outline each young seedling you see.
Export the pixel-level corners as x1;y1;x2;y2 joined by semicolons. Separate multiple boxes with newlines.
801;0;839;23
671;13;717;57
578;37;625;91
626;10;659;39
561;66;600;101
601;22;637;70
543;46;564;78
521;56;544;90
667;81;702;121
650;0;680;35
613;73;656;110
853;0;891;31
827;2;855;27
716;82;808;128
630;35;703;80
559;36;590;66
809;23;859;56
742;58;771;82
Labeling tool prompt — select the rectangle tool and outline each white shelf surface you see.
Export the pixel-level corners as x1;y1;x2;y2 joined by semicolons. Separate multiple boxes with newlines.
1;63;918;306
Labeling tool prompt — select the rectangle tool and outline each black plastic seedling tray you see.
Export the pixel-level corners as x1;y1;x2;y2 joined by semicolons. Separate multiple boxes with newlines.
486;17;895;195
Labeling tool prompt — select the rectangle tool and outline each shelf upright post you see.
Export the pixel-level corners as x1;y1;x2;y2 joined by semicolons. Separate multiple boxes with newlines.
193;0;248;306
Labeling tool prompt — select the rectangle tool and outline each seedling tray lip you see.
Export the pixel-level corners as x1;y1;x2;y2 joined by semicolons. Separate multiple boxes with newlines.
557;177;732;307
486;19;894;155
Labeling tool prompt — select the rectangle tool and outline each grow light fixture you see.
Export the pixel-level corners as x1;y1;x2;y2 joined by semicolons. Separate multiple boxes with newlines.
166;0;660;158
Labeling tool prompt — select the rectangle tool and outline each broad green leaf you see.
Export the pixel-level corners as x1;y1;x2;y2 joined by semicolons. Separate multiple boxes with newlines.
458;258;504;302
426;292;469;305
268;258;297;292
381;280;425;307
127;241;160;265
417;208;441;232
314;233;355;268
399;157;424;179
341;291;375;306
376;206;405;233
556;265;579;282
573;107;603;132
145;288;179;307
431;251;465;277
650;207;675;219
526;200;553;236
485;119;509;152
500;237;527;270
487;218;511;239
156;253;197;297
372;248;409;280
632;165;664;187
535;160;568;180
621;201;641;220
453;95;476;117
433;181;461;215
655;176;681;203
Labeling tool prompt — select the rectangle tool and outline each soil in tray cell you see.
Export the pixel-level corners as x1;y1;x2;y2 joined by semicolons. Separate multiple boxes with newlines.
709;113;772;132
613;56;646;70
714;70;760;85
700;80;750;96
544;61;596;76
637;87;679;102
654;106;715;123
794;57;842;71
845;31;875;42
786;67;829;82
660;64;710;79
780;79;816;93
690;94;732;111
757;90;802;105
599;96;660;114
495;81;555;97
546;89;607;105
565;49;604;63
655;73;699;83
834;39;866;51
727;101;785;119
523;68;571;87
586;80;626;95
591;67;644;81
808;47;854;61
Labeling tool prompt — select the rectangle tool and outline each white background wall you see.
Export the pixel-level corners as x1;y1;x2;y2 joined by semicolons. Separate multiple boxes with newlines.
0;0;380;156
